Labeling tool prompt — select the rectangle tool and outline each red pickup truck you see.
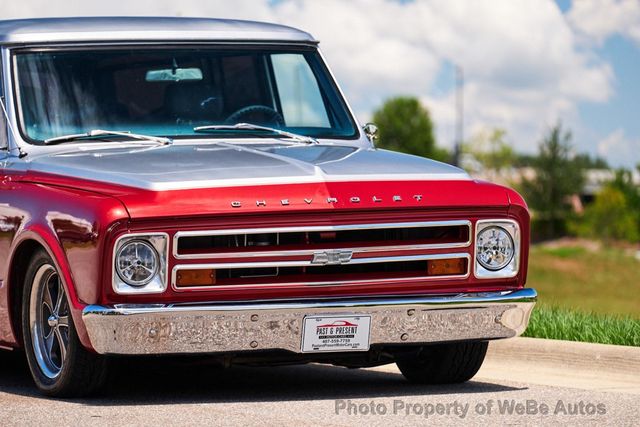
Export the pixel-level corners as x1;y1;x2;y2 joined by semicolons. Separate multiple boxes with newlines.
0;17;535;396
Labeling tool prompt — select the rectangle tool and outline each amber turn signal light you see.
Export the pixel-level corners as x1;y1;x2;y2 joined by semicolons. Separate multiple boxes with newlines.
427;258;466;276
176;269;216;286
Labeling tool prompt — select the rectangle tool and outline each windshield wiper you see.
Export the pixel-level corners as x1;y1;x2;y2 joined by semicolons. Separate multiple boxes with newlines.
43;129;172;145
193;122;318;144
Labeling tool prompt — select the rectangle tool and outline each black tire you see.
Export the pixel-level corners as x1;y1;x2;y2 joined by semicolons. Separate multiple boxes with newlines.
396;341;488;384
21;249;108;397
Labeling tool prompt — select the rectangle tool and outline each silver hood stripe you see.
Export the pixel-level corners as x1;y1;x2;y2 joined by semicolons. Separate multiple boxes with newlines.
19;143;470;191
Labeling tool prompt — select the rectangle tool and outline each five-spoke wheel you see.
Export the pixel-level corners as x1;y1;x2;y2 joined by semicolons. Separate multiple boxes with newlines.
22;249;108;396
29;264;70;379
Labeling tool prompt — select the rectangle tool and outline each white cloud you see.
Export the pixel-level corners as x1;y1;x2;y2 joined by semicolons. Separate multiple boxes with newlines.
567;0;640;46
0;0;630;165
598;129;640;169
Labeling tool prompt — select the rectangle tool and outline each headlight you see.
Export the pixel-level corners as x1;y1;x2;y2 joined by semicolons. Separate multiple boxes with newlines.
113;233;168;294
116;240;159;286
474;220;520;279
476;226;514;271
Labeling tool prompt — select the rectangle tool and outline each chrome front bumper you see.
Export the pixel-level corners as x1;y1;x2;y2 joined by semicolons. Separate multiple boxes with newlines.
82;288;536;355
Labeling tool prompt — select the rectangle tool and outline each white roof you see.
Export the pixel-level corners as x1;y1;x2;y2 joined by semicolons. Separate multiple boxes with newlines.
0;17;316;45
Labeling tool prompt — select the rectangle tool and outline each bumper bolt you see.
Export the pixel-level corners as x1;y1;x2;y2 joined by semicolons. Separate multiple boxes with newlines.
400;333;408;341
250;341;258;348
407;309;415;316
251;314;259;322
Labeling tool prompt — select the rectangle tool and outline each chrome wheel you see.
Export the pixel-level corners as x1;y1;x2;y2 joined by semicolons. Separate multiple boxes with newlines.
29;264;70;379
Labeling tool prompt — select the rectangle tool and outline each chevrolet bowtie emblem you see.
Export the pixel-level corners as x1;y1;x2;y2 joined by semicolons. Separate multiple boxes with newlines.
311;250;353;265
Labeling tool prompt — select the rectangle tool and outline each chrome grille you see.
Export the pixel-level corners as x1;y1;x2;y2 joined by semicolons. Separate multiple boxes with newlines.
174;220;471;259
171;220;471;290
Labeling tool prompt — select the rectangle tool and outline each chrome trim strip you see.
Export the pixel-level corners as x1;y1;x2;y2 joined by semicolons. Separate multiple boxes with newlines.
173;220;472;260
175;252;469;270
172;274;469;291
171;253;470;291
82;288;537;355
4;41;321;50
177;243;470;260
176;220;472;237
104;288;538;313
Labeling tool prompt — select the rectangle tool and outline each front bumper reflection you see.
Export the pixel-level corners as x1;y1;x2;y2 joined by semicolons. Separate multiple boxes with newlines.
82;288;537;355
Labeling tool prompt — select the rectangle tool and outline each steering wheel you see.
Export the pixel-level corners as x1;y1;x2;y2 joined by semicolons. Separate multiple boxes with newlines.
225;105;285;127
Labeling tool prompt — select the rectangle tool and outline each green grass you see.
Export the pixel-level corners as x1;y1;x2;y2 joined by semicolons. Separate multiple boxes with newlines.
538;245;587;258
527;244;640;318
523;305;640;346
524;243;640;346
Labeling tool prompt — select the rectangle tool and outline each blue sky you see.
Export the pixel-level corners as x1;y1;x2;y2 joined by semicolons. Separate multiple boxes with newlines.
579;36;640;145
426;11;640;169
556;0;640;169
2;0;639;169
418;0;640;169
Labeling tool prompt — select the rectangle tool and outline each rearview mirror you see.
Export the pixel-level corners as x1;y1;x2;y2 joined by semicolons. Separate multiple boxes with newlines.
146;68;203;82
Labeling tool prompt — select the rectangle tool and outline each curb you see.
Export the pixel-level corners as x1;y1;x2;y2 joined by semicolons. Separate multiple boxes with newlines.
479;337;640;394
486;337;640;375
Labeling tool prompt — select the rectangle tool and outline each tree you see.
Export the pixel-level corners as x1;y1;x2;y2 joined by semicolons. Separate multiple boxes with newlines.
462;128;515;179
519;123;585;238
574;185;640;243
573;153;609;169
610;169;640;208
609;169;640;239
372;97;448;162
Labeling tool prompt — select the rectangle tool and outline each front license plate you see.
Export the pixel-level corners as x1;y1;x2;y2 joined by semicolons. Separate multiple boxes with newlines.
301;315;371;353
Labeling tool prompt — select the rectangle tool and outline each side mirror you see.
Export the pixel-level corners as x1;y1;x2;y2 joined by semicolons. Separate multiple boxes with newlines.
363;123;378;144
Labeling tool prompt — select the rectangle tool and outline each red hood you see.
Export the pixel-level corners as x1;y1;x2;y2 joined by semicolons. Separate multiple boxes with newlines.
18;168;517;220
115;179;512;219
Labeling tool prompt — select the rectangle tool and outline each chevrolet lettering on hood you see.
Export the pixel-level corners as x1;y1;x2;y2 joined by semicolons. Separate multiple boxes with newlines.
232;194;424;208
0;17;535;397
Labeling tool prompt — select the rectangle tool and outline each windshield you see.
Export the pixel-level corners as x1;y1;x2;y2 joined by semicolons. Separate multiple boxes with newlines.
13;46;358;143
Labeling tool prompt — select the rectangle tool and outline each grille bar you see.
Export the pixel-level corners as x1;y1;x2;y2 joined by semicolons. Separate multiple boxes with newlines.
171;253;470;290
173;220;471;260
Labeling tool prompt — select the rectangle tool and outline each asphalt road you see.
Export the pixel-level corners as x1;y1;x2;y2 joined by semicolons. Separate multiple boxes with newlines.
0;349;637;426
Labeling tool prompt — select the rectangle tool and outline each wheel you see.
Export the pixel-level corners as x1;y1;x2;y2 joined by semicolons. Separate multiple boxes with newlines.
225;105;285;127
396;341;488;384
21;249;108;397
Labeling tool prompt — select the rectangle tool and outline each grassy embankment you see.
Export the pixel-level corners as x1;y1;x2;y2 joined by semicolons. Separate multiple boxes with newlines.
522;243;640;346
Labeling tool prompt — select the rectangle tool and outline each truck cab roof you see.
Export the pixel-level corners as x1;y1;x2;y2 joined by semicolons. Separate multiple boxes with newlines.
0;17;316;45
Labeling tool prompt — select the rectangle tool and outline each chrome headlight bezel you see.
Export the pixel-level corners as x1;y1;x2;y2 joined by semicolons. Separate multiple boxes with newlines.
474;220;520;279
112;233;168;294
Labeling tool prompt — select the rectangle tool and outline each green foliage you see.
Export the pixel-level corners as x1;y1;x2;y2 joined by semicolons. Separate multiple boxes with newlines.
610;169;640;232
573;185;640;242
464;128;514;171
573;153;609;169
513;153;537;168
372;97;448;162
523;306;640;346
519;123;585;238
